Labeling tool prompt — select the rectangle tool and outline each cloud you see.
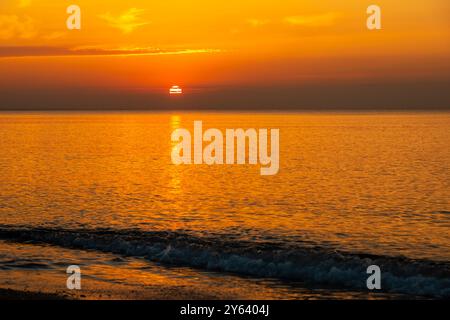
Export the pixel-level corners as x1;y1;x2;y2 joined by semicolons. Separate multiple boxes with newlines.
0;46;222;58
18;0;32;8
247;19;270;27
99;8;150;34
284;12;339;27
42;31;66;40
0;15;37;40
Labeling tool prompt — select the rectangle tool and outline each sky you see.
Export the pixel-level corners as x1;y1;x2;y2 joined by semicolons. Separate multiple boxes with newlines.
0;0;449;110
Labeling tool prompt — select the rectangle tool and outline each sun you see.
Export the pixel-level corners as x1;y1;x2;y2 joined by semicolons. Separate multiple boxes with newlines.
169;85;182;95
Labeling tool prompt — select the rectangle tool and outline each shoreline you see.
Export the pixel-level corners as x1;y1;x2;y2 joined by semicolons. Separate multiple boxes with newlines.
0;286;222;300
0;288;68;300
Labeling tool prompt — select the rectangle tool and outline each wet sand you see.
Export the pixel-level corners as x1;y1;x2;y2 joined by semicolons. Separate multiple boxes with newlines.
0;288;67;300
0;284;222;300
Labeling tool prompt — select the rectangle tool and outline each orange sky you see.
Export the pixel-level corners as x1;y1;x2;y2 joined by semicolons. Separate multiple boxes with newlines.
0;0;449;109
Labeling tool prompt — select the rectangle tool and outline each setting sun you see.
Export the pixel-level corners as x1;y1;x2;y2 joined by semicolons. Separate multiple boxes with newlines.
169;85;183;95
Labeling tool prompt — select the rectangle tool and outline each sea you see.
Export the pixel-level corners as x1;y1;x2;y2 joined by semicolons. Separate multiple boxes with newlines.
0;112;449;299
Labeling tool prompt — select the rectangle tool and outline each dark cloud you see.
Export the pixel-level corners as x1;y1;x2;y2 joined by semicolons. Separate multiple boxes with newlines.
0;46;220;58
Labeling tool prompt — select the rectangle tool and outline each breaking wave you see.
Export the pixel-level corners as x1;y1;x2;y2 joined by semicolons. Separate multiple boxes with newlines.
0;225;449;298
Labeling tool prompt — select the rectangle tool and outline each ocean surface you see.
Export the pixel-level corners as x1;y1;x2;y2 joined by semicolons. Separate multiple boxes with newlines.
0;112;449;299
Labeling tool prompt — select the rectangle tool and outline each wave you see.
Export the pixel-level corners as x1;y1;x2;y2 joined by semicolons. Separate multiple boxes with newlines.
0;225;449;298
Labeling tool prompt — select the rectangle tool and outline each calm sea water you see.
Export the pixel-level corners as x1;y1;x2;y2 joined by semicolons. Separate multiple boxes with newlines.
0;112;449;299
